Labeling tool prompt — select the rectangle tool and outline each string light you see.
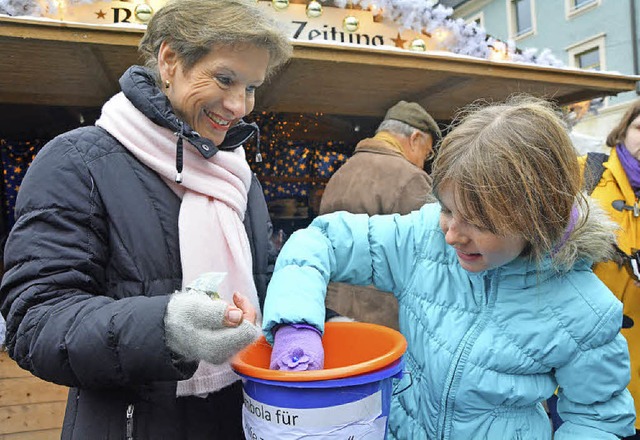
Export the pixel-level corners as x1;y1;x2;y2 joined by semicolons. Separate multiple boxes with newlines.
432;27;449;43
55;0;66;20
488;40;509;62
243;112;349;202
306;0;323;18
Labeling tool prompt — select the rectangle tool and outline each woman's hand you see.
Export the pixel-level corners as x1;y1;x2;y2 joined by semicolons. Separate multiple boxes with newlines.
225;292;257;326
164;290;259;364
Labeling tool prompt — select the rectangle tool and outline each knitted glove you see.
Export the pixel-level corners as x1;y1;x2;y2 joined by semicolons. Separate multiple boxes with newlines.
269;324;324;371
164;290;259;365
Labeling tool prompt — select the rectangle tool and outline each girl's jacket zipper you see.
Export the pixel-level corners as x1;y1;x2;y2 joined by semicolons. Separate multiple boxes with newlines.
435;274;496;440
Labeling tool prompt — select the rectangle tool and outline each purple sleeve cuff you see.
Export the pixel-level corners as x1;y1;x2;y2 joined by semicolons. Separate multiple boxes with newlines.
289;323;321;334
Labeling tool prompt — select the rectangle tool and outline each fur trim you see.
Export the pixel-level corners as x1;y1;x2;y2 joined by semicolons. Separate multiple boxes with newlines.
553;194;619;271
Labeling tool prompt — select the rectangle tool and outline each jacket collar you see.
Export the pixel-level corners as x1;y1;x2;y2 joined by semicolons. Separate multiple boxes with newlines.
118;66;259;160
354;137;407;158
607;147;637;203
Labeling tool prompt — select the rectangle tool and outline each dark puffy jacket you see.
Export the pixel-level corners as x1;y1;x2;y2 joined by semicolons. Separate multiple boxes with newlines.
0;67;273;439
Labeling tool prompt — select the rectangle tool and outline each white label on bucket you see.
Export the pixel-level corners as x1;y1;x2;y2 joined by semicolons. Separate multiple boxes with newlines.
242;390;386;439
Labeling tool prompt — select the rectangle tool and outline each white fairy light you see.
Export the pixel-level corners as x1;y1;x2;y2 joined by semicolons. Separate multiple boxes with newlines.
0;0;94;16
334;0;563;66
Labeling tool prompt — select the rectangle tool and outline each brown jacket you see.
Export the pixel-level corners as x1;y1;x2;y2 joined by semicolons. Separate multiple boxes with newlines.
319;137;435;330
319;137;435;216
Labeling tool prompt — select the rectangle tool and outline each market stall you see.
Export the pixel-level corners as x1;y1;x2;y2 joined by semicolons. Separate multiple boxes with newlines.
0;1;638;436
1;6;638;226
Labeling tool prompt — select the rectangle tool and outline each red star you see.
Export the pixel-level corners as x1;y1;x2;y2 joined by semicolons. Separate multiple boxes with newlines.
95;9;107;19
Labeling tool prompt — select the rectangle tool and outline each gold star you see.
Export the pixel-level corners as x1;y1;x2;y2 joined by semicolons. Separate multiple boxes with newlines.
391;33;407;49
95;9;107;19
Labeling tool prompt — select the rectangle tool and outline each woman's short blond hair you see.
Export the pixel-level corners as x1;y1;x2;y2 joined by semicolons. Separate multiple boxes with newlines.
139;0;292;80
432;95;582;262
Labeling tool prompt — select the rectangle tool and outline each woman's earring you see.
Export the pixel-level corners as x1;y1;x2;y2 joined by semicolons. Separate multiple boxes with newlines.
164;79;171;89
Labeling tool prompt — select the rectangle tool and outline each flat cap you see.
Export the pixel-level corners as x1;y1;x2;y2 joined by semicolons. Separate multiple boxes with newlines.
384;100;441;140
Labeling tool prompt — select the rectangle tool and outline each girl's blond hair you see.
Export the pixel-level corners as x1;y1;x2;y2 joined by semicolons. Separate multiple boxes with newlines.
139;0;292;81
432;95;583;262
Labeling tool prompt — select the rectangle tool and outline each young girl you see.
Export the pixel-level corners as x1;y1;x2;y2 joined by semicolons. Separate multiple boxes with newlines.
262;96;636;439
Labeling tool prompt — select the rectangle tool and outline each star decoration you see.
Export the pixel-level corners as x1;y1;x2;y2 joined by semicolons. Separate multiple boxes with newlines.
95;9;107;19
391;33;407;49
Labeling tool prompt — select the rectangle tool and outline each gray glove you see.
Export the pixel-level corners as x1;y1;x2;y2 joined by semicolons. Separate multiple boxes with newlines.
164;290;259;365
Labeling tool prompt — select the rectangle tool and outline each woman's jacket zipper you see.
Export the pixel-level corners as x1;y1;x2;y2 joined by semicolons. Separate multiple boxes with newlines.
126;403;135;440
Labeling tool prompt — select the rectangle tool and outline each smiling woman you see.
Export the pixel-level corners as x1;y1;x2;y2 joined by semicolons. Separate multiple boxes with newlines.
158;44;270;147
0;0;293;439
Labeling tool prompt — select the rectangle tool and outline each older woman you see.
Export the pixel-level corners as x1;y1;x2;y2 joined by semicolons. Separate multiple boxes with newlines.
0;0;291;438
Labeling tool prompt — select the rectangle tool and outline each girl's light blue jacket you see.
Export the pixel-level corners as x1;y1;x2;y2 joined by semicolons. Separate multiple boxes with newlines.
263;203;636;440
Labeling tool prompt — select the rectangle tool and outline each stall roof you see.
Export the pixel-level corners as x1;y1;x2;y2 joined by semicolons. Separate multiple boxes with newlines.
0;15;638;120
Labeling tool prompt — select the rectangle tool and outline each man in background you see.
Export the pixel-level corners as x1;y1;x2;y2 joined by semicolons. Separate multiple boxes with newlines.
319;100;441;329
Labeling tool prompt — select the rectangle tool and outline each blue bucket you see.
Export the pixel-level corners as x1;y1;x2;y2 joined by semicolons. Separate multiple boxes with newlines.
238;359;403;439
232;322;408;439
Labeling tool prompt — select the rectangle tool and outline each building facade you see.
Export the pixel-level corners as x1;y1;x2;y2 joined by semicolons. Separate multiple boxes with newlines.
441;0;640;149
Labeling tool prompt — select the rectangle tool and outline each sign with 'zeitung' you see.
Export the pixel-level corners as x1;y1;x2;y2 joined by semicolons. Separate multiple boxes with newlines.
38;0;428;51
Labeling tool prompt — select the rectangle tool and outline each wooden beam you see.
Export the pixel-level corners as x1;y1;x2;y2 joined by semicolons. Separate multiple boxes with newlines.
0;377;68;407
415;76;473;103
84;46;121;96
0;16;144;46
0;428;63;440
290;42;639;92
0;401;66;435
0;354;29;380
0;16;637;117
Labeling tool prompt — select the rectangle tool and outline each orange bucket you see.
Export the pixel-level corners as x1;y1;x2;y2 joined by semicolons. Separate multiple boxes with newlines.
232;321;407;381
231;322;408;439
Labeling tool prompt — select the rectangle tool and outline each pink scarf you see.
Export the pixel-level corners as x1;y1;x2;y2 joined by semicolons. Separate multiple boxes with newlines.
97;92;260;395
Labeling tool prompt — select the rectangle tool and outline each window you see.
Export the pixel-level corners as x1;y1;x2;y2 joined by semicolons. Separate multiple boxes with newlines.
565;0;600;19
466;12;484;28
576;47;600;70
574;0;595;6
566;33;606;71
513;0;532;35
507;0;536;40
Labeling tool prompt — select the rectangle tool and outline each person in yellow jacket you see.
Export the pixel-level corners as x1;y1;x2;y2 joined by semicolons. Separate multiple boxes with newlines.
578;99;640;439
